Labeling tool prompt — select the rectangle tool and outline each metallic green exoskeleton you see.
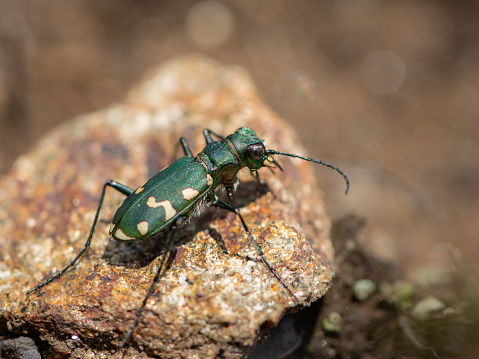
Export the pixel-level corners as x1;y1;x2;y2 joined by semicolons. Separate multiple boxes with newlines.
27;127;349;348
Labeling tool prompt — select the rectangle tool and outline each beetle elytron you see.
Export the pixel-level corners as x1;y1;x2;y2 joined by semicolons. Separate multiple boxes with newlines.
27;127;349;347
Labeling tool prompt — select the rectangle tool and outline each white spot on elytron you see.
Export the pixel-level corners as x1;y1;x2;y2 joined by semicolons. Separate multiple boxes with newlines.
146;196;177;221
206;173;213;186
114;228;136;241
137;221;149;236
135;186;144;194
182;187;199;200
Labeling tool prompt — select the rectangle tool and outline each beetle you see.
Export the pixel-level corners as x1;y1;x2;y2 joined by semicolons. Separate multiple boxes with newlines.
27;127;349;347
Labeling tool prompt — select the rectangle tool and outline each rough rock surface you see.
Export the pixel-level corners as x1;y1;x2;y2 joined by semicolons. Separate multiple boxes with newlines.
0;54;334;358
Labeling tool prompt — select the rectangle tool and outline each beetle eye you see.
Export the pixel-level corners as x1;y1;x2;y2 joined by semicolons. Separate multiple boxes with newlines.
247;143;265;161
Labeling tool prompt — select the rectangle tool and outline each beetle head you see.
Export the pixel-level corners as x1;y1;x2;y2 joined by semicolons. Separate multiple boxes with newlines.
225;127;349;194
227;127;267;170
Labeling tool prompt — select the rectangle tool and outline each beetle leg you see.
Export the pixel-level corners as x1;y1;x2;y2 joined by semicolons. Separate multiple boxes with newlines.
203;129;214;144
120;225;178;348
179;137;194;157
226;187;234;200
223;180;237;201
251;170;267;186
27;180;134;295
204;129;224;144
212;199;298;303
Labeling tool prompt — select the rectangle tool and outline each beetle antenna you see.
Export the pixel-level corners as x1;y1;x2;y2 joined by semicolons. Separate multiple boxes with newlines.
266;150;349;194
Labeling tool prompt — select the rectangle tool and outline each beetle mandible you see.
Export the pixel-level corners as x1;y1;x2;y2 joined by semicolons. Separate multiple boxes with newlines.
27;127;349;347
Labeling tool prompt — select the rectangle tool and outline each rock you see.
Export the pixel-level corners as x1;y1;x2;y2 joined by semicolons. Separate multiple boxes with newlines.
353;278;376;301
0;336;41;359
0;54;334;358
412;296;446;321
322;312;343;333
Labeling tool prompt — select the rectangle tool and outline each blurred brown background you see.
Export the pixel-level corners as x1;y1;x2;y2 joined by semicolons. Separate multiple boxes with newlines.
0;0;477;289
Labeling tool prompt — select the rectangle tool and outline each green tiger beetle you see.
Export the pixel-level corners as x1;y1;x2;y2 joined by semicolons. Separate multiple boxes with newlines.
27;127;349;348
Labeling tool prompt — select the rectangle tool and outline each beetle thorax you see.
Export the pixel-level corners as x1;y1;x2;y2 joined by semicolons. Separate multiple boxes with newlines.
197;141;243;185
